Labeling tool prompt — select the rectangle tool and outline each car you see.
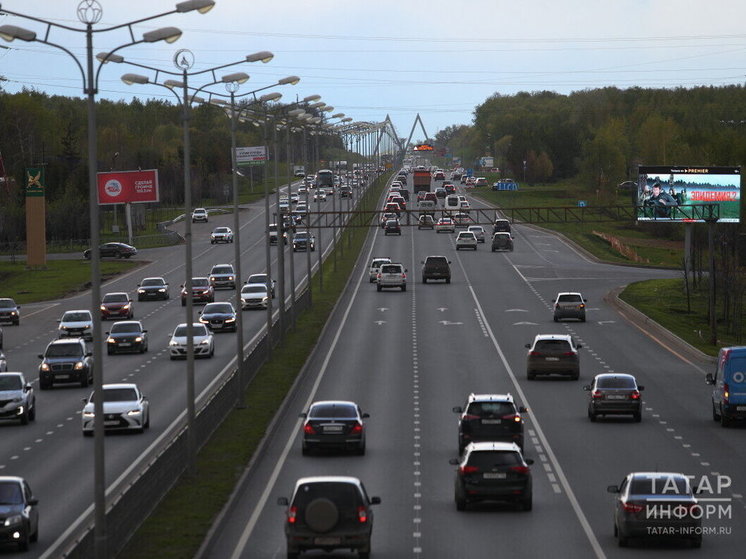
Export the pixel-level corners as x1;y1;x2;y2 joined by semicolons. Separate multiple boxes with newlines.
449;442;534;511
444;182;456;194
297;185;308;195
181;277;215;306
434;170;446;180
199;302;238;332
268;223;289;245
453;212;473;227
83;242;137;260
100;292;134;320
313;190;327;202
0;299;20;326
295;202;309;217
467;225;486;243
191;207;209;222
168;322;214;359
58;309;94;341
292;231;316;252
384;219;401;236
137;276;170;301
0;372;35;425
299;400;369;455
0;476;39;551
210;226;234;244
241;283;270;310
584;373;644;422
525;334;582;380
608;472;702;548
491;232;514;252
376;262;407;292
384;202;401;216
339;185;352;198
209;264;236;290
81;383;150;436
290;193;300;205
435;186;447;199
106;320;148;354
417;199;437;216
455;231;478;250
553;292;587;322
475;177;488;187
0;351;6;372
380;211;398;228
459;200;471;212
277;476;381;558
368;257;391;283
706;345;746;426
493;218;511;233
421;255;451;284
279;199;290;214
435;217;455;233
418;214;435;229
465;176;476;187
245;273;276;298
453;393;526;453
38;338;93;389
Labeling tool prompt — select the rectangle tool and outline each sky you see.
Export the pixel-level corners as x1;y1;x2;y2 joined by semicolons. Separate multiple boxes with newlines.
1;0;745;144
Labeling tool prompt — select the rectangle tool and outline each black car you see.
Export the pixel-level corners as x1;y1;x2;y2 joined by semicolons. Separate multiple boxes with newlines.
198;302;238;332
453;393;526;452
38;338;93;389
83;242;137;260
422;255;451;284
384;219;401;236
493;219;511;234
584;373;644;422
278;476;380;558
136;277;170;301
449;442;534;511
0;476;39;551
300;400;368;455
106;321;148;354
0;298;20;326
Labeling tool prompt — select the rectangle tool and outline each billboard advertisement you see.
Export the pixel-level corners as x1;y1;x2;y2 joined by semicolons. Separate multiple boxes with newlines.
97;169;159;205
636;166;741;223
235;146;267;166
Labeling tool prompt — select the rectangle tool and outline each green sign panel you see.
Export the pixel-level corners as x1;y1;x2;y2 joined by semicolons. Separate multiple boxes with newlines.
25;167;45;197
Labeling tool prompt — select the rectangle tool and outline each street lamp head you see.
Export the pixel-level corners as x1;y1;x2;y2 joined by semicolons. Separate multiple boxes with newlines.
191;96;206;104
222;72;249;84
321;105;334;112
176;0;216;14
143;27;182;44
279;75;300;86
0;25;37;42
210;98;228;106
164;79;185;89
331;113;345;119
121;73;150;85
246;51;274;63
288;108;305;117
96;52;124;64
302;94;321;103
259;92;282;103
308;101;325;109
341;117;353;123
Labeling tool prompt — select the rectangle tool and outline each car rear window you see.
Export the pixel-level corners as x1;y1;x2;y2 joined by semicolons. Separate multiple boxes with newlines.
558;294;582;303
467;451;522;468
466;402;514;417
534;340;572;352
629;476;690;496
294;482;364;509
426;257;448;265
381;265;402;274
309;403;357;418
596;376;636;389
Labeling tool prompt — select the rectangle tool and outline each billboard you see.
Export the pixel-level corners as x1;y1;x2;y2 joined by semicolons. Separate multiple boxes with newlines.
636;166;741;223
97;169;159;205
235;146;267;166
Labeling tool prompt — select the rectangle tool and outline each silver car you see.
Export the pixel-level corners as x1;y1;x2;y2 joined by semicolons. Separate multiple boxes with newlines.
58;309;93;341
81;383;149;435
0;373;35;425
168;323;214;359
241;284;270;310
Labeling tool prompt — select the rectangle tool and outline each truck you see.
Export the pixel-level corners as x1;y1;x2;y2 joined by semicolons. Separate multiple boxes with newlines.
413;169;431;194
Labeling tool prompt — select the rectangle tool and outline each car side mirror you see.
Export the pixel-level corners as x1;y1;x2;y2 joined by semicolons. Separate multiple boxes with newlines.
582;385;591;391
370;496;381;505
405;269;408;273
57;319;61;323
525;458;534;465
584;298;588;302
38;354;44;359
82;398;88;404
607;485;620;494
524;343;531;349
24;384;32;391
86;352;93;357
362;412;370;418
576;344;583;349
277;497;289;506
448;261;452;264
518;406;527;413
28;498;38;506
637;385;645;391
448;458;460;465
452;406;463;414
298;412;307;419
105;332;110;335
705;373;715;385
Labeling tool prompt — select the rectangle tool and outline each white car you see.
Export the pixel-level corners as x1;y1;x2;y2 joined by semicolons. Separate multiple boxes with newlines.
313;191;327;202
168;323;214;359
241;283;270;310
191;208;208;223
298;185;308;195
82;383;149;436
210;227;234;244
467;225;486;243
245;273;276;298
58;309;93;341
456;231;478;250
296;202;309;216
268;223;288;245
369;257;391;283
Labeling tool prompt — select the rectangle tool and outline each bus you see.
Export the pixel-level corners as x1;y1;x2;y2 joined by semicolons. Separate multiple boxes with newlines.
315;169;334;189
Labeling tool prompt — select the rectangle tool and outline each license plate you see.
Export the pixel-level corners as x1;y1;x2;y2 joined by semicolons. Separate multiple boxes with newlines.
104;420;119;426
737;406;746;411
56;374;69;380
607;394;627;400
119;342;131;347
483;473;507;479
545;357;559;361
482;419;501;424
323;425;343;432
314;537;341;546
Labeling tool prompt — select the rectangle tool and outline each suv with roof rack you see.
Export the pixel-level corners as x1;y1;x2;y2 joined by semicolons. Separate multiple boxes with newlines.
453;393;527;452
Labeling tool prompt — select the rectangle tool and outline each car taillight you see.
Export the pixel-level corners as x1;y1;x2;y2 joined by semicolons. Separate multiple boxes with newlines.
622;502;643;513
357;506;368;523
303;424;316;435
510;466;530;474
562;352;576;356
501;414;522;423
459;465;479;474
592;390;603;399
377;273;381;279
630;390;641;400
287;505;297;524
579;303;585;308
723;383;729;403
350;422;363;434
529;351;542;357
402;273;407;279
462;414;480;421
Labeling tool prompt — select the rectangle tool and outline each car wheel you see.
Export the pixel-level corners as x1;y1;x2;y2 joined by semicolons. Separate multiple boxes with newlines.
359;550;370;559
39;378;51;390
181;300;186;307
144;412;150;429
720;408;731;427
571;373;579;381
446;278;451;284
83;430;93;437
527;372;536;380
580;316;586;323
712;401;721;421
29;404;36;421
618;534;629;548
356;441;366;456
519;493;532;511
422;278;427;284
633;412;642;423
553;316;559;322
588;409;596;422
401;285;406;292
377;285;382;292
20;408;29;425
455;485;467;511
138;296;143;302
286;551;299;559
30;524;38;543
80;372;89;388
107;348;114;355
17;527;30;551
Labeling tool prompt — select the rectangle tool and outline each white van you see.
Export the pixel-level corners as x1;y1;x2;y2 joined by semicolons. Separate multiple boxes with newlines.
445;195;460;210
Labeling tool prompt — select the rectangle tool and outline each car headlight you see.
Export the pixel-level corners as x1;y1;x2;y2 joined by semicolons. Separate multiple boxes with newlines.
10;311;18;317
199;338;211;345
262;297;269;303
127;409;142;416
75;361;85;370
107;338;116;344
100;305;107;311
4;514;22;527
209;277;216;282
82;410;95;418
60;325;68;330
169;340;179;347
40;363;50;372
158;288;166;292
134;336;143;342
123;304;131;310
199;317;208;324
225;317;236;323
228;276;234;281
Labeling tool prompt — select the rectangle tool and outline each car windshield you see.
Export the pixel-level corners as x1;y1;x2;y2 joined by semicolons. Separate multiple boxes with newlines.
596;376;636;389
467;451;522;468
466;402;514;417
294;482;363;509
534;340;571;352
63;312;91;322
110;323;141;334
89;387;138;403
242;285;266;294
295;233;309;239
309;403;357;418
249;275;268;283
0;300;15;308
193;278;209;287
141;279;164;287
212;267;233;274
558;294;583;303
173;325;208;337
205;303;233;314
103;294;128;303
629;476;690;496
214;228;229;233
46;343;83;357
0;376;23;390
0;482;23;505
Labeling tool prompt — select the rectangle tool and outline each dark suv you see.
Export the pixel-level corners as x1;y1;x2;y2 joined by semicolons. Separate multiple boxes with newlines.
38;338;93;389
0;298;20;326
453;393;527;452
278;476;381;558
421;255;451;284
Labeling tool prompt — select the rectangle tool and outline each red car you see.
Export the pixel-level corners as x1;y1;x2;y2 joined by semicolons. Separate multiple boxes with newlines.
100;292;134;320
181;277;215;307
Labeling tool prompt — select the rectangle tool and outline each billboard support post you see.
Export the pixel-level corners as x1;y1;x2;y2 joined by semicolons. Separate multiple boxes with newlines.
125;202;133;245
708;220;717;345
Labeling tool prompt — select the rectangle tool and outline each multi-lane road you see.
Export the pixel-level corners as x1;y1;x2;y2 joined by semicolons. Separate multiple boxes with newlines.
199;174;745;558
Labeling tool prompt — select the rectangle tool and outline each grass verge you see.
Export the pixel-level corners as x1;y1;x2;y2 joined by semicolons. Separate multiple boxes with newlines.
0;260;140;304
118;175;390;558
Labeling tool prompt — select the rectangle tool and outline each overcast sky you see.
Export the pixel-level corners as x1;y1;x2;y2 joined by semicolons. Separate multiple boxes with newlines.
1;0;745;143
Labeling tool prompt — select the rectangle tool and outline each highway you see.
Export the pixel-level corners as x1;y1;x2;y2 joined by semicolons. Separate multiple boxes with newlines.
0;178;357;558
200;175;745;558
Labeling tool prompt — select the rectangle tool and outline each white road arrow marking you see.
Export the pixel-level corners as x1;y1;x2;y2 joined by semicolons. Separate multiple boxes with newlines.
437;307;448;312
513;321;539;326
377;308;389;312
505;308;529;312
597;320;616;325
438;320;463;326
374;321;386;325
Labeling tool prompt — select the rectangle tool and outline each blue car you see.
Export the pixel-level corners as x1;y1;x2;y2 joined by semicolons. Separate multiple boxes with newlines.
706;346;746;426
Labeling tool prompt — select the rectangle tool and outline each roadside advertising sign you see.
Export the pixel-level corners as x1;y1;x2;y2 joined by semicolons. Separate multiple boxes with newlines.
97;169;159;205
236;146;267;166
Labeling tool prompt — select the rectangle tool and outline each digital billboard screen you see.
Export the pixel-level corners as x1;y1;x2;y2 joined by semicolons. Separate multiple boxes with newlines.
636;166;740;223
